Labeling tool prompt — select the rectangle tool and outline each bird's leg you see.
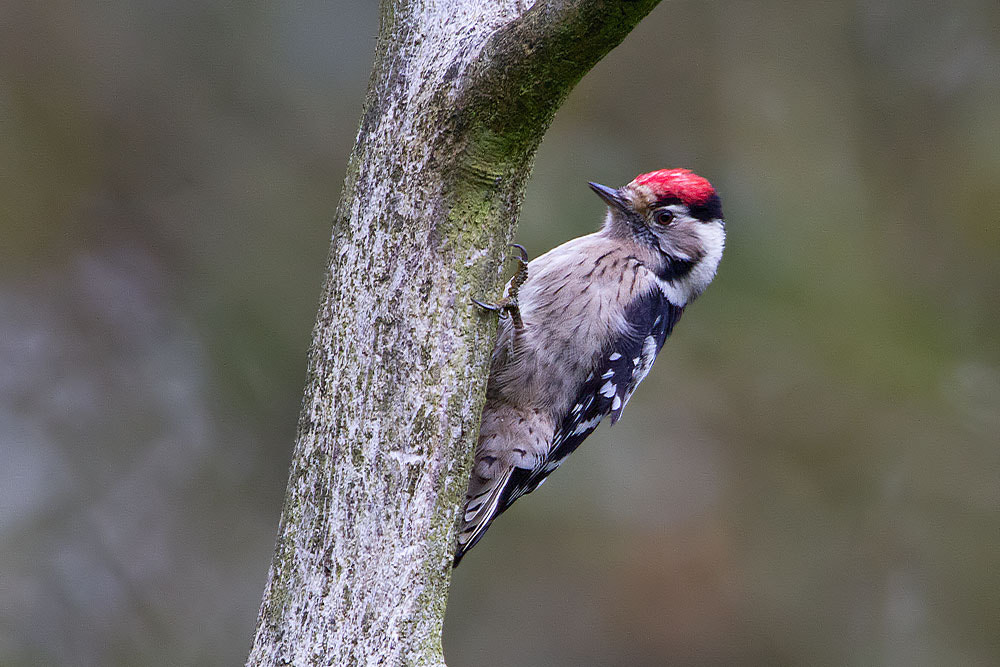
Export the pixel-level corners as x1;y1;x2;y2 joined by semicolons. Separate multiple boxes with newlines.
503;243;529;330
472;243;529;330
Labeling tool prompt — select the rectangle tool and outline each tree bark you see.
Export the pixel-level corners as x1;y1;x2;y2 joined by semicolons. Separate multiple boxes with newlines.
246;1;661;664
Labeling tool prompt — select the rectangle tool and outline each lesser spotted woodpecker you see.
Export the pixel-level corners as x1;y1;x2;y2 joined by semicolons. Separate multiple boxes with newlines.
455;168;725;566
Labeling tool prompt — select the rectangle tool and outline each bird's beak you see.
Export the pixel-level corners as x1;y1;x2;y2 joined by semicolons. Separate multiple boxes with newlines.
588;182;630;213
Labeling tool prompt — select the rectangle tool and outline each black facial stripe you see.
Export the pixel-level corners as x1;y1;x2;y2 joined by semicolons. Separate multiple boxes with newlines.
652;255;696;281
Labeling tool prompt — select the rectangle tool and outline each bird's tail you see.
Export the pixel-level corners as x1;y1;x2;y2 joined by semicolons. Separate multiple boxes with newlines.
453;465;516;567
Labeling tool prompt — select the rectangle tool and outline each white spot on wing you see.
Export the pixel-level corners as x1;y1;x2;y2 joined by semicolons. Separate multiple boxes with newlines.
571;415;603;435
601;369;614;379
599;380;616;397
612;395;621;411
622;335;659;409
609;352;622;361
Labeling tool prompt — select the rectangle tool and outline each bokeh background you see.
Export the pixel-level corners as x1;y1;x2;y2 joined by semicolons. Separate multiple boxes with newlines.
2;0;998;665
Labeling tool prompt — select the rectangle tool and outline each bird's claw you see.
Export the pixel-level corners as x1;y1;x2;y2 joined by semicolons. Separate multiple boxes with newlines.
472;243;529;330
472;295;523;330
471;297;502;312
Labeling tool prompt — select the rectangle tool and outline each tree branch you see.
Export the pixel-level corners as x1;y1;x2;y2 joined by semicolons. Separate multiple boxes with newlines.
465;0;661;149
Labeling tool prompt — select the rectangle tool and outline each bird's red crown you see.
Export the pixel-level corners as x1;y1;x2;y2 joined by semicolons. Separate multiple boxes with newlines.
632;168;716;206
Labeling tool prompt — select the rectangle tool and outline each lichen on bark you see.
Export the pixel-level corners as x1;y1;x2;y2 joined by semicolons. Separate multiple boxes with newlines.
246;1;662;665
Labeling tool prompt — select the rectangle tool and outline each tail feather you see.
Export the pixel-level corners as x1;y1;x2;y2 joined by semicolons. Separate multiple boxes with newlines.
454;466;515;566
454;406;555;567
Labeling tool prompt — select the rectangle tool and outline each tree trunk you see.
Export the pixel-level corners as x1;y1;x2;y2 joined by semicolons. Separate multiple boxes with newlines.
246;1;661;664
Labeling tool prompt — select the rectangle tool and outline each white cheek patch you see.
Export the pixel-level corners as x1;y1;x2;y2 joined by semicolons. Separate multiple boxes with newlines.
698;221;726;265
690;221;725;288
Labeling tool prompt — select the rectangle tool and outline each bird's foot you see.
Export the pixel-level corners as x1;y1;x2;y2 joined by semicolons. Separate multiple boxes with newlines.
472;244;529;330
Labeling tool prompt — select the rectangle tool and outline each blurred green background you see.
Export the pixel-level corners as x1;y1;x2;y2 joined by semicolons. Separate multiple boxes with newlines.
2;1;998;665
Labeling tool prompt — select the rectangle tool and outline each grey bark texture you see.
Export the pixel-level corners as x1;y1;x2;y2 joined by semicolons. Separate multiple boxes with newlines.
246;1;661;665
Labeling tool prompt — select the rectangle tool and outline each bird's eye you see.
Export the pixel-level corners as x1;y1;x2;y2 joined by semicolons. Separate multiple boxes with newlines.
654;209;674;225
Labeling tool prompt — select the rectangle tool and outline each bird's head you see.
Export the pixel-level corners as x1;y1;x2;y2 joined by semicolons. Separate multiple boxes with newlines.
590;168;725;300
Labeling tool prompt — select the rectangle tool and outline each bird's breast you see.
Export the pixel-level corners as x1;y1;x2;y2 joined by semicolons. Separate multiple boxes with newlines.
489;240;660;413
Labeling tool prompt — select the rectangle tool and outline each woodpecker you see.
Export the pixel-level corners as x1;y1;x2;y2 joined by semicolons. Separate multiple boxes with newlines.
455;168;725;566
